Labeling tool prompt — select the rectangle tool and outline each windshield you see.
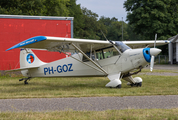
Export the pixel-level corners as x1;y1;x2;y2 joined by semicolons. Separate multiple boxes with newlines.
115;41;131;53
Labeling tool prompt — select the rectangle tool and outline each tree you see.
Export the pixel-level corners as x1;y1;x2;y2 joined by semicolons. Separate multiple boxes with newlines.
124;0;178;40
0;0;70;16
68;0;84;38
43;0;70;16
99;16;129;41
76;7;101;39
127;24;145;40
0;0;45;15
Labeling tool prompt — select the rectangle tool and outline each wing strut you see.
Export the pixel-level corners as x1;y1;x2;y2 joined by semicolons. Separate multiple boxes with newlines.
54;47;106;74
71;43;108;75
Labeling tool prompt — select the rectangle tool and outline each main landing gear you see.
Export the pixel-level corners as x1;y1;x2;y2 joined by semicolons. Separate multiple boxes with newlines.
127;77;143;87
129;82;142;87
19;77;31;84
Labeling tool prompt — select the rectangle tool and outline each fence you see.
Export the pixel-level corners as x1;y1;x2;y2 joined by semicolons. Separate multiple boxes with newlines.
155;55;169;64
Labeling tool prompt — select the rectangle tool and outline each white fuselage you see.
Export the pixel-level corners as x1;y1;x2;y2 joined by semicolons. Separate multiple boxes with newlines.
23;48;148;78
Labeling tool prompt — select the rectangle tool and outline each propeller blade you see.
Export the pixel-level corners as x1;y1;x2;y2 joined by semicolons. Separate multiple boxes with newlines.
150;56;155;72
154;33;157;48
150;33;157;71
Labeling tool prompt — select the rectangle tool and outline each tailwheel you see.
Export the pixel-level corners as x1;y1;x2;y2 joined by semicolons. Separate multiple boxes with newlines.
24;80;28;84
19;77;31;84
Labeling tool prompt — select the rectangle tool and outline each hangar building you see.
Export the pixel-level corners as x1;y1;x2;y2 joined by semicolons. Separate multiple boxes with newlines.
168;34;178;64
0;15;73;70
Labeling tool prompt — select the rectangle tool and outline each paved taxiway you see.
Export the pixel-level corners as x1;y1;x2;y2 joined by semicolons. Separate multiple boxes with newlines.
0;95;178;112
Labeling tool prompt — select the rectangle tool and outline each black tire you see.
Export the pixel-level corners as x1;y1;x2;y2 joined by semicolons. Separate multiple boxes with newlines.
24;81;28;84
116;84;121;88
139;82;142;87
137;82;142;87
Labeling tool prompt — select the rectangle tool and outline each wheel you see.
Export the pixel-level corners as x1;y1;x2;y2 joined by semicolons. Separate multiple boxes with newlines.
130;83;142;87
116;84;122;88
137;82;142;87
24;81;28;84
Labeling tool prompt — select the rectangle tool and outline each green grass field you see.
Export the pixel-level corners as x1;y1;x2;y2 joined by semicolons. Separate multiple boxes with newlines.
1;109;178;120
0;69;178;99
1;68;178;119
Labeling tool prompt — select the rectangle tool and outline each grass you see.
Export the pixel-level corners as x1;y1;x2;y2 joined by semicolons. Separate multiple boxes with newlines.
0;69;178;99
1;109;178;120
141;68;178;73
1;69;178;119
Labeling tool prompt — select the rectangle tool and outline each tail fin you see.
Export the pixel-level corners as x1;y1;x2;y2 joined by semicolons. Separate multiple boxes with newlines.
20;49;46;68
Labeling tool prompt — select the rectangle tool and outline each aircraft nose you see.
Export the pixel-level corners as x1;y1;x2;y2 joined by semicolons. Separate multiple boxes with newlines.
150;48;162;56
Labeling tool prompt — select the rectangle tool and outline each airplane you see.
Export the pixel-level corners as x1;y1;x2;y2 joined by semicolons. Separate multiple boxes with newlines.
6;35;169;88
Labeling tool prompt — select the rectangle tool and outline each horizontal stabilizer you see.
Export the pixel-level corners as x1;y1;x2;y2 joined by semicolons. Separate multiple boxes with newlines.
6;66;39;72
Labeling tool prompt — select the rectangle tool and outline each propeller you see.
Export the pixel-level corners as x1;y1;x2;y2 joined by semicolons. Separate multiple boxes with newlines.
150;34;157;72
150;56;154;71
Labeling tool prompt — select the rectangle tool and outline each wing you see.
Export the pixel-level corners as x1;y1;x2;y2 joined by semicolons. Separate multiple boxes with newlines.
123;40;169;49
6;36;112;53
6;36;169;52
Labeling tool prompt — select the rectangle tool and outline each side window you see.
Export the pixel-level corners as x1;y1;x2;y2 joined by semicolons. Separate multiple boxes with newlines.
82;52;90;62
82;47;120;62
103;47;120;58
96;51;104;60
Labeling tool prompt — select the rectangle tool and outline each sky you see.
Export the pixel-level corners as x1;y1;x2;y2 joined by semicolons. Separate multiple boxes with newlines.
76;0;127;22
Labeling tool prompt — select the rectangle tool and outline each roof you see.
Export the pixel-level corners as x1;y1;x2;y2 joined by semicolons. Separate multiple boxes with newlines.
0;14;74;21
168;34;178;43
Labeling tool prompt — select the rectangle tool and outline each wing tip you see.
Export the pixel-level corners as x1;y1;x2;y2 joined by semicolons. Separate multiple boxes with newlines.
165;40;170;43
6;36;47;51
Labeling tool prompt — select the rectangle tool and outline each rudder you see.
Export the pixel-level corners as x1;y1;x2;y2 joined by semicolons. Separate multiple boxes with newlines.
20;49;46;68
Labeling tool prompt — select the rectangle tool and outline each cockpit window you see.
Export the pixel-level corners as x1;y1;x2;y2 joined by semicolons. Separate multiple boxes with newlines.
82;46;120;62
82;42;130;62
115;41;131;53
96;47;119;60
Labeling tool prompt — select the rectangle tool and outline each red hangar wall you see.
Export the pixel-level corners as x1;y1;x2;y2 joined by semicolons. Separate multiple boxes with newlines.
0;15;74;70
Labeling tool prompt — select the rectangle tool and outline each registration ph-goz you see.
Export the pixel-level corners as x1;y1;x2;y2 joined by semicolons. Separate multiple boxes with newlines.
44;64;73;75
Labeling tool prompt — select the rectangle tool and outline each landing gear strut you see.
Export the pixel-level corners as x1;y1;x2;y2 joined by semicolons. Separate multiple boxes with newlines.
19;77;31;84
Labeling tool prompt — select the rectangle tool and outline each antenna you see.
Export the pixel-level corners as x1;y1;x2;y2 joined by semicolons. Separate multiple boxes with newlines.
122;17;123;41
100;30;114;44
100;30;121;54
100;30;108;41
